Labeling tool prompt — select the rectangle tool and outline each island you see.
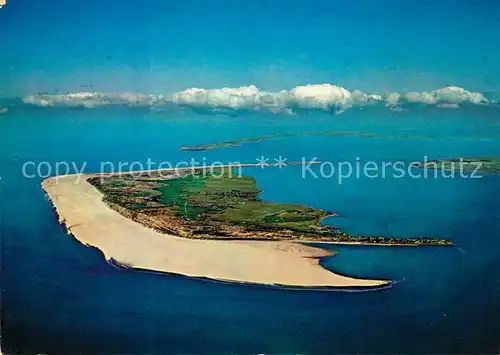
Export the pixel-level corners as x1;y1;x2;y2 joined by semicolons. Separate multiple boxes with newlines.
412;156;500;173
180;131;386;151
179;130;486;152
42;165;453;289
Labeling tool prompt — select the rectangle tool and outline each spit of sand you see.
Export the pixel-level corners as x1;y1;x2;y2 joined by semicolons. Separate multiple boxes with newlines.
42;172;389;289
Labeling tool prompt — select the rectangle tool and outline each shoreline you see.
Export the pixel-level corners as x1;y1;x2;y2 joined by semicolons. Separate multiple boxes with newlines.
42;169;392;289
86;161;321;179
106;258;394;292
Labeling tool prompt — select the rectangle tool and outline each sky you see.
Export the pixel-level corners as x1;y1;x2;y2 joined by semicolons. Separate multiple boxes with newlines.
1;0;499;98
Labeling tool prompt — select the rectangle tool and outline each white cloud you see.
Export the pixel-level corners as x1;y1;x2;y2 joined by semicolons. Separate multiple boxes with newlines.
404;92;437;105
173;86;266;110
351;90;383;105
22;85;492;115
437;103;460;109
22;92;163;108
431;86;488;104
399;86;488;106
289;84;352;110
385;92;402;107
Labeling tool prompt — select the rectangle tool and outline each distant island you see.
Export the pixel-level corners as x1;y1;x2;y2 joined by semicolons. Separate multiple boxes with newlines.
179;130;492;152
412;156;500;173
42;165;452;289
180;131;403;151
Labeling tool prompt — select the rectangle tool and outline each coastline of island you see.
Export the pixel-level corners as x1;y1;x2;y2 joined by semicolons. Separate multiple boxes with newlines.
412;156;500;173
179;130;493;152
41;165;452;289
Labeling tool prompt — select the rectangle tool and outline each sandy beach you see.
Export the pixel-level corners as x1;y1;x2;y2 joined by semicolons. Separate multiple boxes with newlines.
42;172;390;288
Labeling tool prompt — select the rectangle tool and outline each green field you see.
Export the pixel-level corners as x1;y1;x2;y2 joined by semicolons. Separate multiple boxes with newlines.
152;169;329;232
88;168;453;245
413;156;500;173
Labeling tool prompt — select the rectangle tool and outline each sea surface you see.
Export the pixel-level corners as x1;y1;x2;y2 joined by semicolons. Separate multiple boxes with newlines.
1;105;499;354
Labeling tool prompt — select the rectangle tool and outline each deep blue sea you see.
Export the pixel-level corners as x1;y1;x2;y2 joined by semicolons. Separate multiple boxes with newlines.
1;105;499;354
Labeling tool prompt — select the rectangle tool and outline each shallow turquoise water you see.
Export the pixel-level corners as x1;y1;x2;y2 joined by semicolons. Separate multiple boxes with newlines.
1;105;499;353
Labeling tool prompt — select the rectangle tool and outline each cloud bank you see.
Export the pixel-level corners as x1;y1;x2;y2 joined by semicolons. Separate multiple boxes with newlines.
23;85;492;114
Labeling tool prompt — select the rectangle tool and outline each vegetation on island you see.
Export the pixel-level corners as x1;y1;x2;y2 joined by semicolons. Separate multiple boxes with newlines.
413;156;500;173
180;131;394;151
88;168;453;246
179;130;494;152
